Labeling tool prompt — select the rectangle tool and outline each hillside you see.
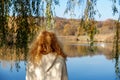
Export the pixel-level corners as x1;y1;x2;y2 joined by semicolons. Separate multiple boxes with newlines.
54;17;115;35
54;17;119;43
6;16;120;43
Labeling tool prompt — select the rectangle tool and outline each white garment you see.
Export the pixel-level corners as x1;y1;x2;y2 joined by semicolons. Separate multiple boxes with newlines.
26;53;68;80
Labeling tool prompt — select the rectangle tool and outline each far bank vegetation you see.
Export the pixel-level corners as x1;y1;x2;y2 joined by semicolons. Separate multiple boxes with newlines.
7;17;120;43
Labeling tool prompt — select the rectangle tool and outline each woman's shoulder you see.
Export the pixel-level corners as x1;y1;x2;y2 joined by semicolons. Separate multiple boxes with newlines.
42;52;56;58
49;52;65;59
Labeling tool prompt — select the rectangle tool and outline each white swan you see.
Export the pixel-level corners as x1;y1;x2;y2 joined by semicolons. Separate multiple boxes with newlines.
99;43;105;48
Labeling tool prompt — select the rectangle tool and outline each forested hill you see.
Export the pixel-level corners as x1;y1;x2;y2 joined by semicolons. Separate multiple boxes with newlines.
7;16;117;36
54;17;116;36
6;16;119;43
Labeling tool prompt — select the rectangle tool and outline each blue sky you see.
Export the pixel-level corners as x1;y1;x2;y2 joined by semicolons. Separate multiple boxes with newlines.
55;0;119;21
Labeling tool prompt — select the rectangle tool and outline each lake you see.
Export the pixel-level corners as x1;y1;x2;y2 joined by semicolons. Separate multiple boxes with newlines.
0;43;120;80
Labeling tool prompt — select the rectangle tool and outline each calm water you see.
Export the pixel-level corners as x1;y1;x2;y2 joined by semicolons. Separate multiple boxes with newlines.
0;43;120;80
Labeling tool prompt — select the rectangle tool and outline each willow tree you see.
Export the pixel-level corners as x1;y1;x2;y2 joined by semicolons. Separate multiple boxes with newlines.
1;0;120;47
0;0;10;46
11;0;30;49
82;0;98;46
111;0;120;79
112;0;120;52
65;0;98;47
0;0;59;47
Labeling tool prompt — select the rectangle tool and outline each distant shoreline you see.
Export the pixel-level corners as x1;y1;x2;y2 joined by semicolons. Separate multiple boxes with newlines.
57;33;118;44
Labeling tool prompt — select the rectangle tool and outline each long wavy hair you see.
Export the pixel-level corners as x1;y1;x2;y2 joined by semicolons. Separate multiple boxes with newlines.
29;30;66;63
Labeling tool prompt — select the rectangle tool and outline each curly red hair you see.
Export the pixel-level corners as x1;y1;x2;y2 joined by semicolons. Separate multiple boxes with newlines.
29;30;66;62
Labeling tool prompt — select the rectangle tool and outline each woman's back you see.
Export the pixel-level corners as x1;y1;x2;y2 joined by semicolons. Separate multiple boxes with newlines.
26;53;68;80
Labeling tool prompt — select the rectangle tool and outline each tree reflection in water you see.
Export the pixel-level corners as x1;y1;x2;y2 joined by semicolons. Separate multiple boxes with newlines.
114;52;120;80
0;42;120;79
113;21;120;80
0;46;27;72
0;43;116;69
113;43;120;80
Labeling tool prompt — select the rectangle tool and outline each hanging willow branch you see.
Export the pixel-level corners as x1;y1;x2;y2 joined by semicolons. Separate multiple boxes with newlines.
81;0;98;46
0;0;10;46
65;0;99;47
111;0;120;53
0;0;60;48
111;1;120;79
65;0;77;17
45;0;59;30
46;0;53;29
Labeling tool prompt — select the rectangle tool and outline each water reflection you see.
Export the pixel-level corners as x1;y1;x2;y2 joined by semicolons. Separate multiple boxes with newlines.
115;56;120;80
0;43;120;80
113;45;120;80
0;60;26;80
63;43;114;59
0;46;27;72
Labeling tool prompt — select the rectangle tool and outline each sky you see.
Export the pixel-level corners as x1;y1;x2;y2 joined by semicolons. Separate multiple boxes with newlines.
55;0;119;21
